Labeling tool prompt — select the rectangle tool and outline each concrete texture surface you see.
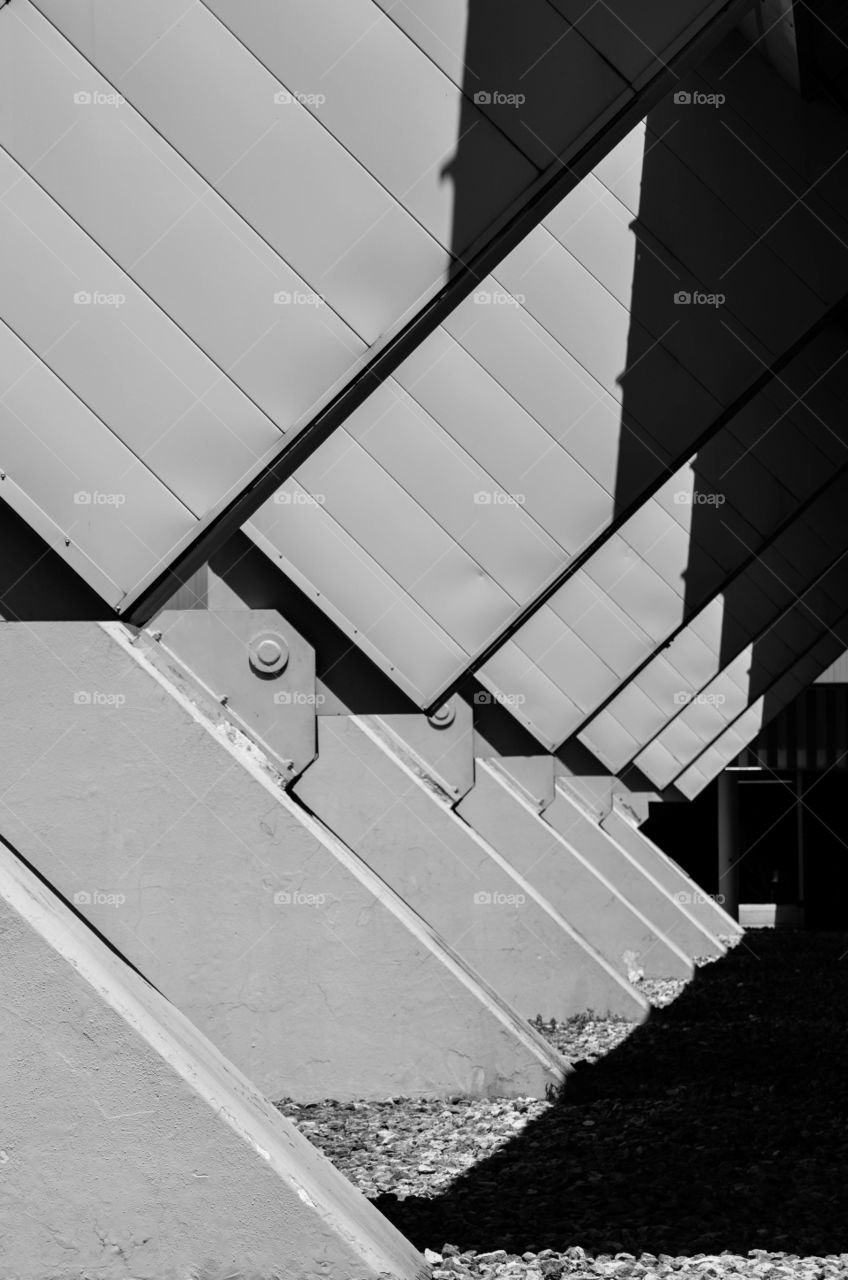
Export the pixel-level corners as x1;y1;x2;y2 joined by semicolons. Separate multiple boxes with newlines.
456;761;694;980
0;621;565;1101
293;715;647;1020
0;840;429;1280
602;803;744;942
545;784;726;960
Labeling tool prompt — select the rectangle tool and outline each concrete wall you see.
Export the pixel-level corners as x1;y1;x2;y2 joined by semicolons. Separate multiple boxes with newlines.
0;621;565;1100
0;839;429;1280
293;714;648;1020
544;783;726;959
456;760;695;979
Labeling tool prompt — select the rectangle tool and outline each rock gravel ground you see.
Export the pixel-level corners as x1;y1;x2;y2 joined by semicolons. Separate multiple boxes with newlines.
276;930;848;1279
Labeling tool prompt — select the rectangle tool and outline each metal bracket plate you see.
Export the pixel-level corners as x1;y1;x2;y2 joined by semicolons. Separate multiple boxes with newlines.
149;610;317;782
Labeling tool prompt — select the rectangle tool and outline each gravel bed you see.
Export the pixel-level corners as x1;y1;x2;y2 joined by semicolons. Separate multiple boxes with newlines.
276;931;848;1279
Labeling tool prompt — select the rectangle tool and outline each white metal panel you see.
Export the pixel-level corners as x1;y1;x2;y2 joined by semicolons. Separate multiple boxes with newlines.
202;0;537;254
32;0;448;345
583;536;687;644
510;606;619;716
493;228;638;409
393;328;614;555
339;381;566;604
370;0;631;171
135;200;365;430
0;320;195;607
579;682;666;770
443;292;639;499
576;703;643;771
478;640;583;752
293;429;518;653
0;6;368;437
246;485;467;704
494;229;721;460
545;572;651;677
0;153;281;517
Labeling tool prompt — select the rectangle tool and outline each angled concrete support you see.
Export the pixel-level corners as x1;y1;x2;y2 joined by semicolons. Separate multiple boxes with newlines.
293;715;647;1022
545;783;727;960
0;841;428;1280
456;761;694;981
603;800;744;942
0;622;564;1100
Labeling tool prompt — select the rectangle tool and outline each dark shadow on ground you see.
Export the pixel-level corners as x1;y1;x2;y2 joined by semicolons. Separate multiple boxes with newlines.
375;930;848;1257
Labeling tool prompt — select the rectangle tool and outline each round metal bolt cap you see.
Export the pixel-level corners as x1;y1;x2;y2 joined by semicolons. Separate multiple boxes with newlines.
428;702;456;729
248;632;289;676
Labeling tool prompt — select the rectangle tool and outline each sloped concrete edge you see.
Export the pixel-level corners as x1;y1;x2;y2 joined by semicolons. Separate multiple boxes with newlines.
0;840;429;1280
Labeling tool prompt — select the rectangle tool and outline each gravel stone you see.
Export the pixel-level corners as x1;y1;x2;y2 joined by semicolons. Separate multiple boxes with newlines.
275;932;848;1280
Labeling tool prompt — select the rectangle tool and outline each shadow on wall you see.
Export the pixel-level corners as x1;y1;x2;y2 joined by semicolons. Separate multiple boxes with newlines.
375;929;848;1257
442;0;619;262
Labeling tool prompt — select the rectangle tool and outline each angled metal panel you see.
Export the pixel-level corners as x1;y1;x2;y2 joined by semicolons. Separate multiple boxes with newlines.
292;428;519;652
247;482;467;704
337;381;566;604
31;0;448;346
0;322;195;608
0;153;281;518
201;0;537;254
370;0;632;171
